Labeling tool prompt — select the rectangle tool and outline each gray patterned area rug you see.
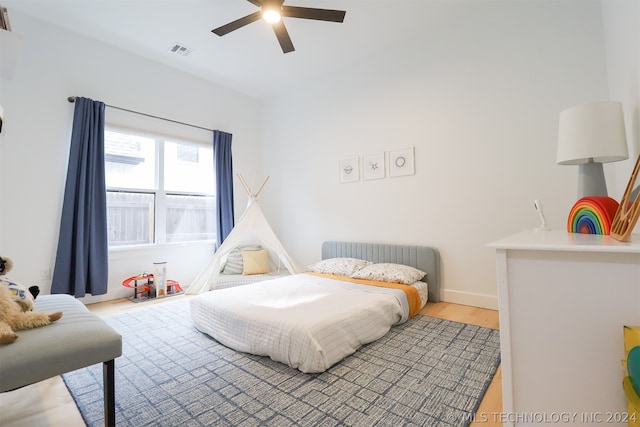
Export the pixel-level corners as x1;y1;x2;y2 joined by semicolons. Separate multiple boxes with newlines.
62;300;500;427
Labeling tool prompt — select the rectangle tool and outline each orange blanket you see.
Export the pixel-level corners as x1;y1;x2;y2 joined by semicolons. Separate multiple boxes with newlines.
306;272;422;318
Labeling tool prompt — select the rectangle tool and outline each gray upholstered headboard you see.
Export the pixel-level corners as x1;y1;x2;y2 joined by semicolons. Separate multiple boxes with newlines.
321;241;441;303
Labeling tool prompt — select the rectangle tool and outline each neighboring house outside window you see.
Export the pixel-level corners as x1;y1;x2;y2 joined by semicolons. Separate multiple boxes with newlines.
104;127;215;247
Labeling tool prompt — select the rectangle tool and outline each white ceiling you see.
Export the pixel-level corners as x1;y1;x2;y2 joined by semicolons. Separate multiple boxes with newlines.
5;0;440;99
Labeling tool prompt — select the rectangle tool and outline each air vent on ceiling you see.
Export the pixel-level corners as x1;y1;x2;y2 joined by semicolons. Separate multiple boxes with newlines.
169;43;192;56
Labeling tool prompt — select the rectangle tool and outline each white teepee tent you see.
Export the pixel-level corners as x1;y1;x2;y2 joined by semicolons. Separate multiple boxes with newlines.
187;175;300;294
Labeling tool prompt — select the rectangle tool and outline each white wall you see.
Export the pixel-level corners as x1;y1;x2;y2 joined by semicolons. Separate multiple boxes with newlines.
602;0;640;195
262;0;619;309
0;12;263;303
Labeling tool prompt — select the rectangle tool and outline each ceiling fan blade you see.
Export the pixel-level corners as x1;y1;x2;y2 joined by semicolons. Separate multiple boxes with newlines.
245;0;262;6
212;11;262;36
281;6;346;22
272;20;295;53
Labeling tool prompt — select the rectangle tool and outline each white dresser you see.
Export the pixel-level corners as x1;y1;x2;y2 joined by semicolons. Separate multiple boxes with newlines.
488;230;640;426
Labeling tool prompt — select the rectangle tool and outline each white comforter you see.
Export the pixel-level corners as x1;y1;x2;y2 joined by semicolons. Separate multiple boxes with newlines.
190;273;416;373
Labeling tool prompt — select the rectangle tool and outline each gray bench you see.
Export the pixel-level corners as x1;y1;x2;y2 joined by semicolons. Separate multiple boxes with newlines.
0;294;122;427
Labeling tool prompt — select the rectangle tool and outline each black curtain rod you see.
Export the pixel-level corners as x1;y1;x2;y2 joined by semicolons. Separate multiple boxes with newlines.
67;96;214;133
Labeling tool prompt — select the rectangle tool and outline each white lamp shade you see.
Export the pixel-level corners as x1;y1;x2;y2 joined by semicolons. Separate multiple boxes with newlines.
557;101;628;165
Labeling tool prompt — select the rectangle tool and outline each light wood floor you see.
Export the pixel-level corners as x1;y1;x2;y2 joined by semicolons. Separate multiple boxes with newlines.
0;297;501;427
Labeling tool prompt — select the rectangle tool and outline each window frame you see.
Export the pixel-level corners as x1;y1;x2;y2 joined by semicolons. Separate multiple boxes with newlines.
104;125;215;248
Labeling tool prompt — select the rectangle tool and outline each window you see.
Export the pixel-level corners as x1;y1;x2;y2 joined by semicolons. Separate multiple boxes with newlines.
105;128;215;246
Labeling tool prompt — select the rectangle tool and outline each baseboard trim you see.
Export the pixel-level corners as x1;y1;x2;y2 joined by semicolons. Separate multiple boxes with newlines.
442;289;498;310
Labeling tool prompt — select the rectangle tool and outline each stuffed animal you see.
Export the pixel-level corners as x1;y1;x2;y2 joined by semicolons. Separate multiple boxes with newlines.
0;256;62;344
0;256;37;311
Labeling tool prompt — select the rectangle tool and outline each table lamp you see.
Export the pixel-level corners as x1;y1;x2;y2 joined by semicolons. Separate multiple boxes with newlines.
557;101;629;198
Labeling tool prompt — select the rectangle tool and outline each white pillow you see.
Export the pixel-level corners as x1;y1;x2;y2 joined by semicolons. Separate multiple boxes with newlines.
307;258;373;277
351;263;426;285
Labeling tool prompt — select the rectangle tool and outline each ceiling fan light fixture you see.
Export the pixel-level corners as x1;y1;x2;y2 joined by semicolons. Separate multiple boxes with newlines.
262;9;281;24
211;0;346;54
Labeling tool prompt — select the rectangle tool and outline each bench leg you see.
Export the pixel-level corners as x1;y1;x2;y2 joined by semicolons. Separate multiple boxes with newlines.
103;360;115;427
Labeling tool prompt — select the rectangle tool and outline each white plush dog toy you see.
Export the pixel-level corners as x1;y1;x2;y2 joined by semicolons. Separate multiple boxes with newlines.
0;256;62;344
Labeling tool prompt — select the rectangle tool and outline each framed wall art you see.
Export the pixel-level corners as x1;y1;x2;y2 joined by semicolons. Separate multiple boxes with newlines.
339;157;359;183
388;147;415;177
363;152;385;180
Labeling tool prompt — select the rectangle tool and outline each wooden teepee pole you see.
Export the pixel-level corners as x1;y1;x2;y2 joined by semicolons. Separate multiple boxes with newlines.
237;174;251;196
250;172;257;195
237;174;270;198
254;176;270;198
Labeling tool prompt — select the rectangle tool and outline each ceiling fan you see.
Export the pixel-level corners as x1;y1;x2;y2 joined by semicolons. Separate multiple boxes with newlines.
212;0;346;54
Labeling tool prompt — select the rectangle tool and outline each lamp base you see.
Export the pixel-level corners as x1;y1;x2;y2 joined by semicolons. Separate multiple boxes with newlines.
578;162;608;198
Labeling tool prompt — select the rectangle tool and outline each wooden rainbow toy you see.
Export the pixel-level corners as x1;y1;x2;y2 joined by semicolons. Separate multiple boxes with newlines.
567;196;620;235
